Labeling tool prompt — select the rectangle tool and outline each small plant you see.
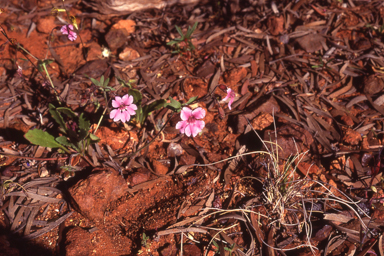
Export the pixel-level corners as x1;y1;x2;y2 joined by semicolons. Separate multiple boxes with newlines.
211;240;236;255
366;23;384;34
87;74;115;111
311;56;333;70
224;243;236;255
167;22;198;54
141;233;150;248
24;104;100;155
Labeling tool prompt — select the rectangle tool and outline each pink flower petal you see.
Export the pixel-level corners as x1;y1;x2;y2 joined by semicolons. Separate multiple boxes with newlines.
222;88;235;110
194;120;205;131
112;99;120;108
126;105;137;115
184;124;192;137
68;31;77;41
176;121;187;134
228;97;234;110
113;111;123;122
121;94;130;105
130;103;138;111
191;107;206;120
112;96;121;108
127;95;134;105
190;120;205;137
180;107;192;121
110;109;119;120
60;25;68;35
122;111;130;122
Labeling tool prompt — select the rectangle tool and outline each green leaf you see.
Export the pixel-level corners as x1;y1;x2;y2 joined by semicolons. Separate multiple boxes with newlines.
167;40;178;46
175;25;184;37
25;129;66;150
135;106;144;124
89;133;100;143
186;22;198;38
37;59;55;72
144;99;166;114
100;75;104;87
78;113;90;140
128;89;143;103
55;136;72;147
49;104;66;132
140;99;166;125
185;96;198;105
90;77;100;86
56;107;77;119
103;77;110;87
166;97;182;110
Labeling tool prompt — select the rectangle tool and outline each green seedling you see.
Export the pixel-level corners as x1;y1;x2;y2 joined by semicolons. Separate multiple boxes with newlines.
167;22;198;54
117;77;137;89
211;240;236;255
141;233;150;248
224;243;236;256
311;56;333;70
88;75;114;93
366;23;384;34
25;104;100;156
87;75;114;111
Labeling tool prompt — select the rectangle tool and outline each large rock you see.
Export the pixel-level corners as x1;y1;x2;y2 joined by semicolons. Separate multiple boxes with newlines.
64;227;92;256
69;168;127;221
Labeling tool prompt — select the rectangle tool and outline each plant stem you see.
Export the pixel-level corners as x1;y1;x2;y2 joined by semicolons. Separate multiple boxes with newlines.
42;63;62;104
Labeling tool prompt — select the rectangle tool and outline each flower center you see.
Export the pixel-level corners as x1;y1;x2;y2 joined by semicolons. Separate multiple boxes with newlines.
187;116;196;123
119;104;128;112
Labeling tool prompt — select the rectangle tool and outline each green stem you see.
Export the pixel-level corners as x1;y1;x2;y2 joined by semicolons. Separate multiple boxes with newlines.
93;90;110;135
16;44;38;61
42;63;61;104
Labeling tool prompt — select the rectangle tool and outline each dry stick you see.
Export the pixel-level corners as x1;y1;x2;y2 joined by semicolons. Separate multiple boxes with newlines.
0;153;67;161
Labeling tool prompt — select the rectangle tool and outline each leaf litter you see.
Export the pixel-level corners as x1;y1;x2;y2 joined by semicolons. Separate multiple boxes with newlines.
1;0;384;255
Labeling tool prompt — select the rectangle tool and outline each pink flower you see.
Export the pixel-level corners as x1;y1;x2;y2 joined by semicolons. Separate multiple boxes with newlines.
222;88;236;110
17;65;23;77
60;25;77;41
110;94;137;123
176;107;205;137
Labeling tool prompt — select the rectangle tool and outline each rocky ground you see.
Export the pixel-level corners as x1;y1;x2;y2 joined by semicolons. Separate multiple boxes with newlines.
1;0;384;255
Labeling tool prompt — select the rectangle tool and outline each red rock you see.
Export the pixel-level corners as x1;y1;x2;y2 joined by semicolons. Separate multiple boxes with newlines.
340;114;354;126
183;77;208;99
64;227;91;256
105;28;129;51
343;129;362;145
263;124;314;159
268;15;284;36
183;244;201;256
152;160;168;175
236;97;280;133
69;168;127;221
95;127;138;152
111;20;136;34
119;47;140;61
36;16;56;34
223;67;247;86
127;169;151;186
